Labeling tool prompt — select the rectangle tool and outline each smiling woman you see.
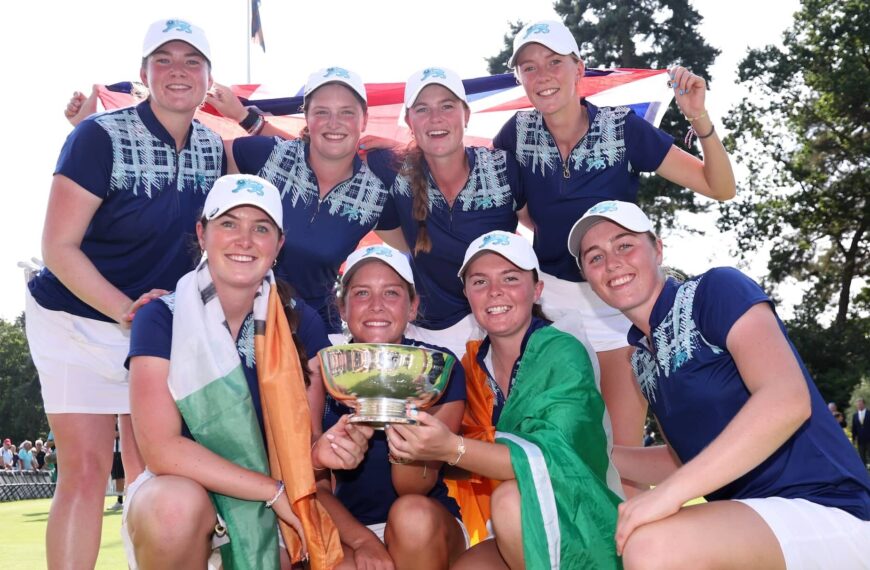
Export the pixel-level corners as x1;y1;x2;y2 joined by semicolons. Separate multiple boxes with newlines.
569;200;870;569
368;67;526;359
23;18;225;570
208;67;396;333
124;174;373;570
312;244;468;570
387;230;623;569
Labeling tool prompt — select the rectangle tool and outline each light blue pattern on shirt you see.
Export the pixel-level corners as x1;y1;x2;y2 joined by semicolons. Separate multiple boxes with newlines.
259;139;386;225
631;277;723;401
513;107;630;177
394;147;514;211
95;110;222;197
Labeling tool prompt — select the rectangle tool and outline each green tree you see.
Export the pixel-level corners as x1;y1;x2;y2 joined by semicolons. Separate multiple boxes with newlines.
0;314;48;442
486;1;720;227
720;0;869;399
719;0;869;327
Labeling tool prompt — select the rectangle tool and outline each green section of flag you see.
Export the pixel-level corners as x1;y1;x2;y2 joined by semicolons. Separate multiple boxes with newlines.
176;364;280;570
496;326;622;569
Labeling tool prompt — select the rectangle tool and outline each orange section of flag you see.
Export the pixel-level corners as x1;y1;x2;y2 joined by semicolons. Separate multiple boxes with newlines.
444;340;502;544
256;287;343;569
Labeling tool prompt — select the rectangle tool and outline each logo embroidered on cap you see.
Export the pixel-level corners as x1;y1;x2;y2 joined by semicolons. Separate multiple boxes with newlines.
364;245;394;257
162;20;193;34
480;234;510;248
323;67;351;79
523;23;550;39
421;68;447;80
589;201;618;214
208;207;219;217
233;179;265;196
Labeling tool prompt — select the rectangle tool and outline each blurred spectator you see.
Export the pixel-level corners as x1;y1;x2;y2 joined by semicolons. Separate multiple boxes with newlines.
853;398;869;466
45;431;58;483
18;440;38;471
643;424;658;447
829;402;847;428
11;444;19;471
34;439;47;470
108;418;125;511
2;438;12;469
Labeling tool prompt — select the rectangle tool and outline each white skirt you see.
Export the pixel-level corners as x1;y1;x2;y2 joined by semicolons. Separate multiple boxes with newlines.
25;289;131;414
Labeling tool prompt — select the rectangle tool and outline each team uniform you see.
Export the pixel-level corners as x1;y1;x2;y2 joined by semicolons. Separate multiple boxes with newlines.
493;102;672;350
233;137;392;332
455;318;622;567
371;147;524;358
321;337;466;534
26;101;225;413
629;268;870;566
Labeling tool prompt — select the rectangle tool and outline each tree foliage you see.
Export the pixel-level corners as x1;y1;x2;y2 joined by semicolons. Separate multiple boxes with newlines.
719;0;869;327
720;0;870;401
486;0;720;227
0;314;48;442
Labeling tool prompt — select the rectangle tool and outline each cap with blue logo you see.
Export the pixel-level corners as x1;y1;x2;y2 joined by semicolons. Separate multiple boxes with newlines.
458;231;539;281
341;245;415;287
304;66;367;104
509;20;581;68
403;67;468;112
567;200;655;261
142;18;211;63
203;174;283;229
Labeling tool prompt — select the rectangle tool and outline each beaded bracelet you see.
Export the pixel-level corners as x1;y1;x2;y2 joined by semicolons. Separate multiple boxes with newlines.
264;480;285;509
447;436;466;466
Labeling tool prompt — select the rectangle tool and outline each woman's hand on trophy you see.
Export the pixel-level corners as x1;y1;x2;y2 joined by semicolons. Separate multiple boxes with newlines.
385;411;456;463
312;415;374;471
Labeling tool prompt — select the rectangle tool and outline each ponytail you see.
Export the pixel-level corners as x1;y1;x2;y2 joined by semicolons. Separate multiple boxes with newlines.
400;143;433;255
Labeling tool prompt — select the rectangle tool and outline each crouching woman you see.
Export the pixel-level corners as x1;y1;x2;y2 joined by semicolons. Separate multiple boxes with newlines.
124;175;372;570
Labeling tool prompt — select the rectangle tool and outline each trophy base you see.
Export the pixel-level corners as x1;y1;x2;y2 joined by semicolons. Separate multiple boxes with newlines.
350;398;418;430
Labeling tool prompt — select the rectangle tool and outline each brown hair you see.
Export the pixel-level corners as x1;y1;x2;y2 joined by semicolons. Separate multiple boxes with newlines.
400;142;433;255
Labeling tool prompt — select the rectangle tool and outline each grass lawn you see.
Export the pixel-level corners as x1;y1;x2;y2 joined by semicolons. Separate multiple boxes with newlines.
0;497;125;569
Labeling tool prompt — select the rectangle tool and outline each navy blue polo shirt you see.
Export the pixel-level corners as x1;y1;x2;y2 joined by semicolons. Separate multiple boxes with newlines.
373;147;524;329
321;337;466;525
474;317;550;424
29;101;226;321
127;291;330;440
233;138;393;331
629;268;870;519
493;102;672;282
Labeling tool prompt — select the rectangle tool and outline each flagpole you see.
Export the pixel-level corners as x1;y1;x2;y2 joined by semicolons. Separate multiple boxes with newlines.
246;0;251;83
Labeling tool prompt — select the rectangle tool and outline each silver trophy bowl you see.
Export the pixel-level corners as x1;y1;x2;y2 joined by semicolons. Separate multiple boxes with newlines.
320;343;455;428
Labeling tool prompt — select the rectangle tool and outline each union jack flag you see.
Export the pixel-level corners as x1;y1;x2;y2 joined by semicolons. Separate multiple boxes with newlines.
97;68;673;146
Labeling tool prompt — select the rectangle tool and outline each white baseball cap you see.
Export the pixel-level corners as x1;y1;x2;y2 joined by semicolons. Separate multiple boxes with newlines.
509;20;581;68
203;174;283;229
304;66;367;104
458;231;539;281
142;18;211;63
567;200;655;261
341;245;415;287
403;67;468;112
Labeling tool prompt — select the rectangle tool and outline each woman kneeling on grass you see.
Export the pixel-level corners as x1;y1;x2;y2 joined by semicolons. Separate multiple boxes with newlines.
125;174;372;570
569;200;870;569
386;230;622;569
